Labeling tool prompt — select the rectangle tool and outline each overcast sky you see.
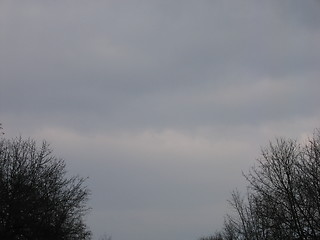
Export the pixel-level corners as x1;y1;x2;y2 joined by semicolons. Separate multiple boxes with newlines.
1;1;320;240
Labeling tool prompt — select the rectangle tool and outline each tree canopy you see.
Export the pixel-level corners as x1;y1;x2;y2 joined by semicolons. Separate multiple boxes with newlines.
202;130;320;240
0;137;91;240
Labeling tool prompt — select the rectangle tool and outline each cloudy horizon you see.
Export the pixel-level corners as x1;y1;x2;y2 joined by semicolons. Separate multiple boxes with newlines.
1;1;320;240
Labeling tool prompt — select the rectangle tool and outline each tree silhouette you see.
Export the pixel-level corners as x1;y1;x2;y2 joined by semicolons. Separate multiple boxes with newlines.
0;137;91;239
202;130;320;240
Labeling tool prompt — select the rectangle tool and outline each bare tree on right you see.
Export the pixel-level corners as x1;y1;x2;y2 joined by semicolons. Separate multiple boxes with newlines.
203;129;320;240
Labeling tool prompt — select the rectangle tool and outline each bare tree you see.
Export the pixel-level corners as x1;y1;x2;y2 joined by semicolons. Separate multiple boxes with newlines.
244;138;303;239
202;129;320;240
0;137;91;239
199;232;224;240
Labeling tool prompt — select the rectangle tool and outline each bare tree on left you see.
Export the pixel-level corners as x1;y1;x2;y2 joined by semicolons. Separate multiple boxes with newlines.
0;137;91;240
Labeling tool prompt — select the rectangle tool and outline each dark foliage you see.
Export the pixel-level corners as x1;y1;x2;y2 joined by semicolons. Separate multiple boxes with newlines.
0;137;91;240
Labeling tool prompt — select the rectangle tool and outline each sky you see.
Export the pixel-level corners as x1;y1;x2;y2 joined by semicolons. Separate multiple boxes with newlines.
1;1;320;240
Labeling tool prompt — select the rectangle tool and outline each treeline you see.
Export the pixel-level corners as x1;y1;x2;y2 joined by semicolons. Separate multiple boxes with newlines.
201;130;320;240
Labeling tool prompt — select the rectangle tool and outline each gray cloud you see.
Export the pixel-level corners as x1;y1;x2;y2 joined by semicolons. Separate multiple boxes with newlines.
1;1;320;240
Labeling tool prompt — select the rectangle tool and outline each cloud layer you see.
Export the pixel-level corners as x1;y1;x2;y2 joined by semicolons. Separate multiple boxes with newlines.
1;1;320;240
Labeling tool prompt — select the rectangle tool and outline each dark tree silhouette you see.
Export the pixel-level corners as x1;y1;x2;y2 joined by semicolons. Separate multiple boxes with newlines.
0;137;91;240
201;129;320;240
